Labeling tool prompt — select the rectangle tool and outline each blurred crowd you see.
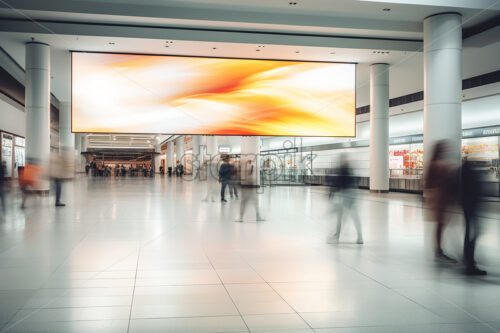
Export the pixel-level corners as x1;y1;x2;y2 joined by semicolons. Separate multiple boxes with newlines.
0;142;492;276
425;140;487;275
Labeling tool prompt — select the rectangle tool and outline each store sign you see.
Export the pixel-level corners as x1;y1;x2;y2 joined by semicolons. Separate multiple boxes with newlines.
14;137;25;147
389;135;423;145
218;146;231;153
463;125;500;138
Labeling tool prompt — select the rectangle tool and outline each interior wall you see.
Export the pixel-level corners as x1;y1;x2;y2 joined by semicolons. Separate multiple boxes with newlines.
356;41;500;108
0;93;25;136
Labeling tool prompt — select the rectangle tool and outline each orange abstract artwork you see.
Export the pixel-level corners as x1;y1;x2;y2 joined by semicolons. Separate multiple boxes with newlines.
72;52;356;136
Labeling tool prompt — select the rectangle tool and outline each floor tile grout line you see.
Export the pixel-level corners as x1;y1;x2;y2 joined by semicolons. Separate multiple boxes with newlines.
419;293;500;333
201;246;251;333
126;245;142;333
1;211;183;332
303;186;500;330
331;255;500;331
0;214;109;333
235;255;316;332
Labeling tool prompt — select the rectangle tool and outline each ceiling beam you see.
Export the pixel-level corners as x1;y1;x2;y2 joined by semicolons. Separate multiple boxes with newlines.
0;18;422;52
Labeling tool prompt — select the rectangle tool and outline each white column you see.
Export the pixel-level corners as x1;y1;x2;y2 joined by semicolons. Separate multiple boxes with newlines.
423;13;462;169
80;134;87;171
192;135;201;178
25;42;50;191
154;144;161;173
241;136;260;186
369;63;390;192
176;136;185;165
74;133;81;172
59;101;74;149
206;136;218;160
167;141;174;172
199;136;207;166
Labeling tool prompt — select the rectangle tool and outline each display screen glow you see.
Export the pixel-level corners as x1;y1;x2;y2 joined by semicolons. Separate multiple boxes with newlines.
71;52;356;136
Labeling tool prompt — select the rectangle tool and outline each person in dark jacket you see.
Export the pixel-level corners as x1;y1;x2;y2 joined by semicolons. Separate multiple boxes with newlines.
425;141;456;263
327;155;363;244
461;158;486;275
219;156;232;202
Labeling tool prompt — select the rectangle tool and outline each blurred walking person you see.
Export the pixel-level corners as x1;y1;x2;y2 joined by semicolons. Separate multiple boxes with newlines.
219;156;232;202
18;163;42;209
236;159;264;222
50;147;74;207
229;160;239;199
327;156;363;244
461;158;486;275
425;141;456;263
202;158;220;203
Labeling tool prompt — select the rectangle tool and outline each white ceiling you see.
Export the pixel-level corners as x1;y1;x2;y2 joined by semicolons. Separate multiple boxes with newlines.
0;31;414;103
86;133;169;149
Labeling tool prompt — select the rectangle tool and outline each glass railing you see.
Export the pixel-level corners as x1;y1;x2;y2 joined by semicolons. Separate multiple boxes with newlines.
389;168;423;179
260;168;309;186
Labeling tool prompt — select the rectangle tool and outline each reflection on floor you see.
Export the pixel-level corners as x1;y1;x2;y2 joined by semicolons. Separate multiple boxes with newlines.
0;176;499;333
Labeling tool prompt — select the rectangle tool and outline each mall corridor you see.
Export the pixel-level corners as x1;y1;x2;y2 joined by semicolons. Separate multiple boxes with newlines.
0;176;499;332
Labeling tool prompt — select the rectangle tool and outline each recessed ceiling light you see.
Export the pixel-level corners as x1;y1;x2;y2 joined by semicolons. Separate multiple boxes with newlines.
383;8;391;11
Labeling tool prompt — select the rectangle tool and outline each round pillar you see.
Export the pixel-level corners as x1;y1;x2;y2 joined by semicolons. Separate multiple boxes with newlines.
154;144;161;173
59;101;74;149
206;136;217;159
167;141;174;170
423;13;462;170
192;135;201;178
80;134;87;171
25;42;50;191
176;136;185;165
369;63;390;192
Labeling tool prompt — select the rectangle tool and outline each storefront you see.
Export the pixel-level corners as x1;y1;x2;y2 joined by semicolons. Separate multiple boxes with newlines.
1;132;25;178
260;147;306;185
389;135;424;179
261;124;500;195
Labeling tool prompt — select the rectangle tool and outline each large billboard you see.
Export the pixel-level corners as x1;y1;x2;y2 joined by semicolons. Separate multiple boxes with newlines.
71;52;356;136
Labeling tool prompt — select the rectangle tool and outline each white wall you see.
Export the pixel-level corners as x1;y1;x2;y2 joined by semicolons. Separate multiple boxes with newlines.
355;41;500;107
0;93;25;136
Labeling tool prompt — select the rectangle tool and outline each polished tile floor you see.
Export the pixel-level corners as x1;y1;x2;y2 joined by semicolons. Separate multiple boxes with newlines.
0;176;499;333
